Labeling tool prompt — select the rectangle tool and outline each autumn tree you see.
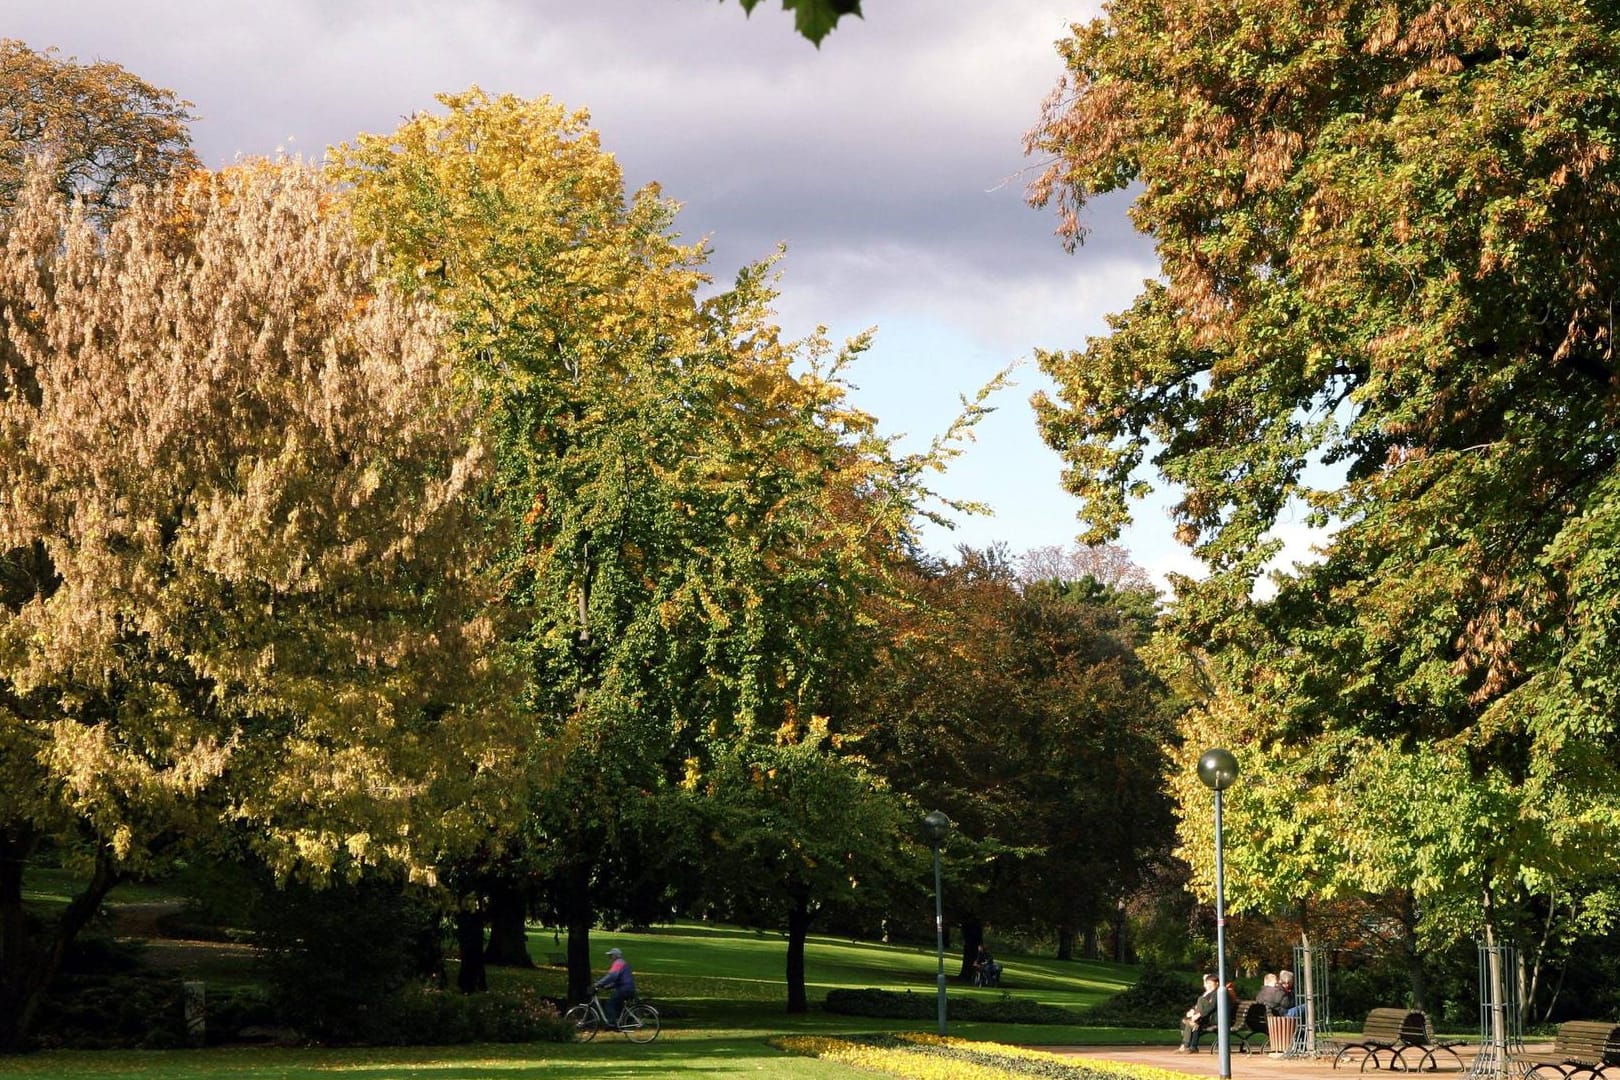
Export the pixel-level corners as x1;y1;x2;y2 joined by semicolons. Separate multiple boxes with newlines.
0;162;518;1050
336;90;716;995
860;546;1174;970
336;90;977;1003
1;39;197;224
1018;541;1154;593
1027;0;1620;979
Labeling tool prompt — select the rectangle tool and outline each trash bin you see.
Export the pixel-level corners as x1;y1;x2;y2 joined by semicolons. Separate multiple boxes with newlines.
1267;1015;1297;1055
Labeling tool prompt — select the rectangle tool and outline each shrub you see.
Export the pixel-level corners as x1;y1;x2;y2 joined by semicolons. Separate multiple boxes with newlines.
358;984;574;1045
252;877;441;1041
1074;965;1199;1027
57;930;144;975
32;973;186;1050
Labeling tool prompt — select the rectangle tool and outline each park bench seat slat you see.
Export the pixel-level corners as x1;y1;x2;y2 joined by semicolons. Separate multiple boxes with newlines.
1510;1021;1620;1077
1334;1007;1464;1071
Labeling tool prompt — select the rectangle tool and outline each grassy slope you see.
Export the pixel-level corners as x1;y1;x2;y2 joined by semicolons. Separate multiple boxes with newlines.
3;878;1180;1079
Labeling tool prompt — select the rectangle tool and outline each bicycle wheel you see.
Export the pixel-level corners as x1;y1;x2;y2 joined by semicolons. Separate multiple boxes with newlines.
621;1003;660;1043
564;1003;600;1041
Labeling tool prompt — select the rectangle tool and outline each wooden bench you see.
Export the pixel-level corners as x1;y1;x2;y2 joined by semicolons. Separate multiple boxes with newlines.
1194;999;1267;1054
1333;1008;1465;1071
1233;1000;1271;1053
1510;1021;1620;1080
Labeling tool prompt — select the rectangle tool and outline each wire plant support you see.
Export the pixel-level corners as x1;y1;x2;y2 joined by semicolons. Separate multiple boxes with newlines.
1285;939;1334;1058
1468;941;1525;1080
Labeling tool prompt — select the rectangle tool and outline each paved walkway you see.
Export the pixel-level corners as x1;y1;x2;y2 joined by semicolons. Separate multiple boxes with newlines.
1049;1040;1537;1080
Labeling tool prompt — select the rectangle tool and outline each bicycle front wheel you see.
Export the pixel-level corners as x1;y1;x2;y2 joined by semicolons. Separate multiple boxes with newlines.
621;1003;660;1043
564;1003;600;1041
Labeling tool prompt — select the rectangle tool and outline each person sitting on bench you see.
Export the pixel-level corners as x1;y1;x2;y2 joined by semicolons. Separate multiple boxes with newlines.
1179;973;1223;1053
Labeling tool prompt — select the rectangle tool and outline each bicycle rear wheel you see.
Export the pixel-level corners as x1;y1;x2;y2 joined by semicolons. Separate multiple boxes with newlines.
621;1003;660;1043
564;1003;600;1041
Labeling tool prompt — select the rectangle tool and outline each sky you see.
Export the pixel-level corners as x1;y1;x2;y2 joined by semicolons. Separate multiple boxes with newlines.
10;0;1237;588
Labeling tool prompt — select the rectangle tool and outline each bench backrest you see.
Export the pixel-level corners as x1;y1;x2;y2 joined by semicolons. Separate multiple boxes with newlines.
1362;1008;1429;1045
1238;1000;1267;1031
1553;1021;1620;1065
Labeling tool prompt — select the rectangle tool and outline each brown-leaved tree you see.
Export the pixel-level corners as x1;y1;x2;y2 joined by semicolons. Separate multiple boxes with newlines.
0;162;518;1049
1;39;197;225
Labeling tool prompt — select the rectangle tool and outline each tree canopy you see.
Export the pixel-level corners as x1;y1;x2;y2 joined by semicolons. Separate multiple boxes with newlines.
859;547;1173;965
0;39;197;225
1027;0;1620;948
0;160;519;1048
333;89;982;1002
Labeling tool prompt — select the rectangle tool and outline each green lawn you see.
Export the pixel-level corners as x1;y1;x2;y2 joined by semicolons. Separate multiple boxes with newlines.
596;921;1139;1018
0;1038;875;1079
0;893;1180;1079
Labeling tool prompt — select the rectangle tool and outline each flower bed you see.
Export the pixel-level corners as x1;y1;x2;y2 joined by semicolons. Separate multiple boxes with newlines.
772;1033;1192;1080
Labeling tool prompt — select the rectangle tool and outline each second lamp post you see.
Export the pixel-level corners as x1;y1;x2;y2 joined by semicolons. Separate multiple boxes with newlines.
1197;748;1240;1080
921;810;952;1036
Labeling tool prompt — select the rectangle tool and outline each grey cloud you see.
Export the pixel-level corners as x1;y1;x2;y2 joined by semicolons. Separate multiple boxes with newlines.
13;0;1163;560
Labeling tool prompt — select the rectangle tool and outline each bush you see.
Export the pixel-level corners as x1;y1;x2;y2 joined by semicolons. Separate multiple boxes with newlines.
252;877;442;1041
32;973;186;1050
1333;964;1415;1021
823;987;1082;1025
1073;964;1198;1027
357;984;574;1045
57;930;144;975
205;986;279;1042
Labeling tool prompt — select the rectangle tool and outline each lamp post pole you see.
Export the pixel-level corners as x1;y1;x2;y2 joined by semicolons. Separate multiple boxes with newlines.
922;810;952;1037
1198;749;1240;1080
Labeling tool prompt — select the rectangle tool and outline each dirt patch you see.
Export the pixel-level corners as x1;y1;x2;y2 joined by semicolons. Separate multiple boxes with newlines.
107;899;187;937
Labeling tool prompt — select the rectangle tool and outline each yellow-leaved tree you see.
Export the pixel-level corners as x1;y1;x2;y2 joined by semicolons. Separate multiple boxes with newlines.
0;161;521;1049
335;91;993;1006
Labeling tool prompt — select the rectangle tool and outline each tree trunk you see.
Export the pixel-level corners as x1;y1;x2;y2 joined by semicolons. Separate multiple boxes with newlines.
483;881;534;968
1;839;121;1051
1083;925;1099;960
564;862;593;1006
786;893;811;1013
1056;924;1075;961
958;915;983;981
1522;891;1558;1025
411;917;446;984
0;826;37;1052
1112;901;1128;963
1400;892;1426;1011
455;910;487;993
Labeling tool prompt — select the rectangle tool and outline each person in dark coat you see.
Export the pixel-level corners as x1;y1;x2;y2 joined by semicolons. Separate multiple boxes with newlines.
973;945;1003;987
1257;972;1289;1015
1179;973;1222;1052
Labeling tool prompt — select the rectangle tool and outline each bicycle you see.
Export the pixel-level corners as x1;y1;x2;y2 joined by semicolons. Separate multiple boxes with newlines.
564;990;660;1044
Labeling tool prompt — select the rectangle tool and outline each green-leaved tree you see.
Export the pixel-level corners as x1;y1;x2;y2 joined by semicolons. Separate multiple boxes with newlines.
1026;0;1620;975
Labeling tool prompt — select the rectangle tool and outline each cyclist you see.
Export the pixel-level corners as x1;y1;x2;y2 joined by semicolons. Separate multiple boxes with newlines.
594;947;636;1026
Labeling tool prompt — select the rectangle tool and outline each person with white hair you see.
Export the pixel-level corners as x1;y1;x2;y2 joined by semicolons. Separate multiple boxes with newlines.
1178;973;1223;1052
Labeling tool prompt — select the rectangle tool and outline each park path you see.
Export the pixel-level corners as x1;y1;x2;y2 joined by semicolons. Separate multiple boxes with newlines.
1048;1040;1546;1080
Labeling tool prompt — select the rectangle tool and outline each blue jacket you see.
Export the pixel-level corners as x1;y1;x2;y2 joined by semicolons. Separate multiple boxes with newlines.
595;958;635;993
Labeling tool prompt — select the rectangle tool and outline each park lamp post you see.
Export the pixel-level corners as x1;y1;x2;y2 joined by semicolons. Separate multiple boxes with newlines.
1198;748;1240;1080
921;810;953;1037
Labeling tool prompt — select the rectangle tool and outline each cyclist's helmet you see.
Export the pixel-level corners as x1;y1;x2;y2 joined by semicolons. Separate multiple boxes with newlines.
606;948;622;958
